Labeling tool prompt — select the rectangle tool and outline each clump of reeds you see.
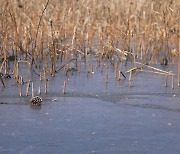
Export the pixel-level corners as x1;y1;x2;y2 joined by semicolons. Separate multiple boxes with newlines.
0;0;179;92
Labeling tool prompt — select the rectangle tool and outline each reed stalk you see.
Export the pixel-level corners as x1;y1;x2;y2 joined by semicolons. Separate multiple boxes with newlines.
19;76;23;97
33;0;50;65
0;60;5;73
0;74;5;87
40;72;42;81
165;75;168;87
114;63;117;79
129;71;132;81
77;62;81;73
178;41;180;86
118;71;121;81
105;73;108;83
43;67;47;93
172;75;175;89
38;85;41;95
135;62;175;76
31;82;34;98
26;80;31;96
63;80;66;95
129;81;133;87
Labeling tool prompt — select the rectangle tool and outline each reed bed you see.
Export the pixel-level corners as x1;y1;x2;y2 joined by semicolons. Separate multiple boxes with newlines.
0;0;179;93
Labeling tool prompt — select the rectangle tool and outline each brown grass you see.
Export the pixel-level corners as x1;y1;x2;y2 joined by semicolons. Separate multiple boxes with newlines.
0;0;179;88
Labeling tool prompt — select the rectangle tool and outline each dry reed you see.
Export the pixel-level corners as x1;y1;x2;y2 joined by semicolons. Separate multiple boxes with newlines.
63;80;66;94
26;80;31;96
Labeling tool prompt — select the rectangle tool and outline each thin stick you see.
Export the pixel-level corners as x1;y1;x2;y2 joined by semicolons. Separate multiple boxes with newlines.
121;72;126;79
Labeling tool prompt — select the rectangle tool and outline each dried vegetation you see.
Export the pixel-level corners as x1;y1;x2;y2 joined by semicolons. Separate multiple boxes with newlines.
0;0;179;93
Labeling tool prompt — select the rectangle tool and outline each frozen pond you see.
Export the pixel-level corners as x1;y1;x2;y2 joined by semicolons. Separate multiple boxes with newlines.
1;61;180;154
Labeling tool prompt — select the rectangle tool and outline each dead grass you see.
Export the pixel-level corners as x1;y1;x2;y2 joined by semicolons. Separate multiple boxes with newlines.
0;0;179;88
